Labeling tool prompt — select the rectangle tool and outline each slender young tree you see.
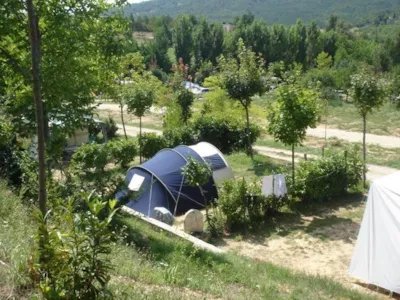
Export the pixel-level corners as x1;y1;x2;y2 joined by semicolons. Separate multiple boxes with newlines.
124;81;155;163
27;0;46;215
351;70;386;188
219;38;265;159
176;88;194;125
268;70;321;184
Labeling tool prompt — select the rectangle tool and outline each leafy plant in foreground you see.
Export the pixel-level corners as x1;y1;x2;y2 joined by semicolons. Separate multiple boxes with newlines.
34;194;118;299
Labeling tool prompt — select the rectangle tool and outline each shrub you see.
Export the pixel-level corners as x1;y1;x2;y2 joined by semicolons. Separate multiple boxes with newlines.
34;195;118;299
139;133;168;160
107;139;137;168
291;146;363;202
192;115;261;154
70;143;108;173
163;126;198;148
0;119;22;186
103;116;119;140
218;178;288;230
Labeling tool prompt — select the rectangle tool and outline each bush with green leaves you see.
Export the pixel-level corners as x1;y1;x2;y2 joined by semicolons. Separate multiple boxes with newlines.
192;115;261;154
34;194;118;299
68;141;135;199
107;139;137;168
218;178;288;230
139;133;168;160
103;116;119;140
163;126;198;148
291;146;363;202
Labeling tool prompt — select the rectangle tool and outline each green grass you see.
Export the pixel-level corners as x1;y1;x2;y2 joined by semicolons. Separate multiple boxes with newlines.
110;212;374;299
225;152;289;179
257;135;400;169
255;92;400;136
0;182;35;298
1;182;375;299
325;100;400;136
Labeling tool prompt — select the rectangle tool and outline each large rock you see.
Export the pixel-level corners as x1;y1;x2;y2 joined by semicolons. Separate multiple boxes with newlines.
183;209;204;233
153;207;174;225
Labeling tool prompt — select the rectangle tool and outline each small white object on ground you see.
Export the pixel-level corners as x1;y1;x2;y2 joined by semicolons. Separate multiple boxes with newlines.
183;209;204;233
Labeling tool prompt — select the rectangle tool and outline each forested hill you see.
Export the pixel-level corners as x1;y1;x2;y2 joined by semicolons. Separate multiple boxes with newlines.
124;0;400;25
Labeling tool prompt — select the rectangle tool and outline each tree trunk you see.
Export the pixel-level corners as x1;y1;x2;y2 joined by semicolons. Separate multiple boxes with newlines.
139;115;142;164
27;0;46;216
362;114;367;189
292;143;295;185
245;105;253;160
120;101;127;139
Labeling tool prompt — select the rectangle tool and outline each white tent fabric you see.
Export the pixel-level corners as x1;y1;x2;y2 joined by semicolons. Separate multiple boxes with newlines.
349;172;400;293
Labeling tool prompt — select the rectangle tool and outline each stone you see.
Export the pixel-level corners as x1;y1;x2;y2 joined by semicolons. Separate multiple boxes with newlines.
183;209;204;233
153;207;174;225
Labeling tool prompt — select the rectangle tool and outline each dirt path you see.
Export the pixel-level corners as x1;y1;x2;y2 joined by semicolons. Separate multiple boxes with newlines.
308;126;400;149
254;146;398;182
97;103;400;149
117;124;161;137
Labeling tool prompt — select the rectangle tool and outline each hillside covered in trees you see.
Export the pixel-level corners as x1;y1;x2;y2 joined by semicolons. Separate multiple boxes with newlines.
124;0;400;25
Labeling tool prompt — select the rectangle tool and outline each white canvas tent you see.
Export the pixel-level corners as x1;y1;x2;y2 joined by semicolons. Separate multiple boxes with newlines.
349;172;400;293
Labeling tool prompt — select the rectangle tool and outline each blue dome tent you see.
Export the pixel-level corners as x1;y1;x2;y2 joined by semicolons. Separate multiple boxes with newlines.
118;142;233;217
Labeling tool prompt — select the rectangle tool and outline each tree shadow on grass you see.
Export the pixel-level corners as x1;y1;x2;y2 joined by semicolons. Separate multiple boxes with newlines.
111;213;230;266
248;155;289;177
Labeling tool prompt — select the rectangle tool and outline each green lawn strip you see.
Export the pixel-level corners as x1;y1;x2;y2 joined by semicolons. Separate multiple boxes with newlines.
255;93;400;136
256;135;400;169
225;152;290;179
110;213;374;300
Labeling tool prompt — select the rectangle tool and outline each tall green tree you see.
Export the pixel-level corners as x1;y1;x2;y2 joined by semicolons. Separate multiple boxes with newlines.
153;16;172;73
294;20;307;67
193;17;213;68
306;21;321;67
173;15;193;65
220;39;265;159
268;70;321;184
350;71;386;188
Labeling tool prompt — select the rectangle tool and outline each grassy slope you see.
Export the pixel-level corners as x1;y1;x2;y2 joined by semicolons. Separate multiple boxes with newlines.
0;181;374;299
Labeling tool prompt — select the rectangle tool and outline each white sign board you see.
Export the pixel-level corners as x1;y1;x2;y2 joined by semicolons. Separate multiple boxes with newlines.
128;174;145;192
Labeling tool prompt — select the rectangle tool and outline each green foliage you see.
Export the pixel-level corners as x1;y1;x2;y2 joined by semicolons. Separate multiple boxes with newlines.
103;116;119;140
173;15;193;64
218;178;288;230
176;88;194;125
139;133;168;160
316;52;333;69
192;115;261;154
350;71;387;117
0;119;21;185
181;156;212;188
34;194;118;299
268;72;321;147
219;38;265;106
69;140;136;198
163;126;198;148
291;147;363;202
0;180;34;293
124;83;155;118
106;139;138;168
